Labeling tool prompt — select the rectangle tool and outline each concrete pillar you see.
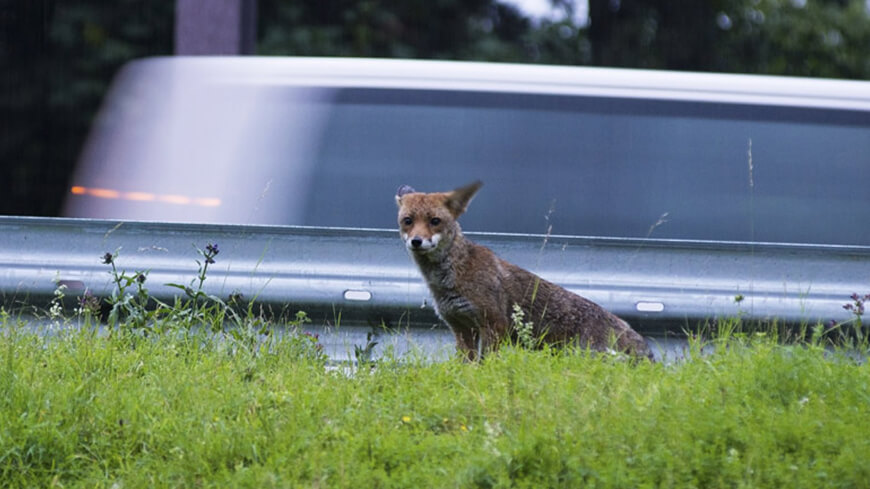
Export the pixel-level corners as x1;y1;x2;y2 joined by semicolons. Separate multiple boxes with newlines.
175;0;257;55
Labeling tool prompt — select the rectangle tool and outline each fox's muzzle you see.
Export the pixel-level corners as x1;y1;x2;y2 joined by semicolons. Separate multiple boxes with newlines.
403;233;441;252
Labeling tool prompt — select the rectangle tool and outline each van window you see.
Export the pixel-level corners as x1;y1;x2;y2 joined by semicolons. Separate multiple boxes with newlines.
304;89;870;245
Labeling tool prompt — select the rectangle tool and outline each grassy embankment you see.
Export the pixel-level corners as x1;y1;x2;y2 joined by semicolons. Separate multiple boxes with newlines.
1;244;868;488
2;314;869;488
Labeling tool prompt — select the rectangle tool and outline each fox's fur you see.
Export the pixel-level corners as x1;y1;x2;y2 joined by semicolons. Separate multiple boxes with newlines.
396;181;653;361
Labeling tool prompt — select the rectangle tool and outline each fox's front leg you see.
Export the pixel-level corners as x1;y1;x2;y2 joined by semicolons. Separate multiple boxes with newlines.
454;327;480;361
477;320;507;359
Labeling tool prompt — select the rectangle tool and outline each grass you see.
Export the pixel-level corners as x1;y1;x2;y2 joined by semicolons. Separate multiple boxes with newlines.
1;315;869;488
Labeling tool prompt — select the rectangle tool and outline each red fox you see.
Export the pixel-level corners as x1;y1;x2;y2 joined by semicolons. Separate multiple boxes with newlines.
396;181;653;361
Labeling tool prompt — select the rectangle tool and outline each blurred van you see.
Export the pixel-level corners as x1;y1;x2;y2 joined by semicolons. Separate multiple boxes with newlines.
65;57;870;245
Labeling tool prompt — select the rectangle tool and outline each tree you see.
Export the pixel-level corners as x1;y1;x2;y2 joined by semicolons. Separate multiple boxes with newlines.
257;0;533;62
719;0;870;78
0;0;173;216
586;0;870;78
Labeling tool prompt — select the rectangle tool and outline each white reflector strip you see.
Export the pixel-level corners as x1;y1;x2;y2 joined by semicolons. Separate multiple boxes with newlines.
636;301;665;313
344;290;372;302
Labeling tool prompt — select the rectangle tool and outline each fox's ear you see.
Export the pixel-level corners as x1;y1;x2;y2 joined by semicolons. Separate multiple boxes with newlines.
395;184;416;207
445;180;483;218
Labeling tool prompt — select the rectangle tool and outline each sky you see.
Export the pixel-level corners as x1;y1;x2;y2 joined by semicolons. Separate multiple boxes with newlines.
502;0;590;26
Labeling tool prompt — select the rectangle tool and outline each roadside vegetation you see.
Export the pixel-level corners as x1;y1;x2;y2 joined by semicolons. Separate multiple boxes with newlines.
0;247;868;488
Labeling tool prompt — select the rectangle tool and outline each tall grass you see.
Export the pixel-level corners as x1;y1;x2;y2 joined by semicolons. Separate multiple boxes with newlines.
1;315;868;488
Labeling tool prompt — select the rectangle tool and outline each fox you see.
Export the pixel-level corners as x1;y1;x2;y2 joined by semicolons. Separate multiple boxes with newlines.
396;180;653;361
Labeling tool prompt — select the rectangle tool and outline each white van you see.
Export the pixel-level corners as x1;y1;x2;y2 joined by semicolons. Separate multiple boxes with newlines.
66;57;870;245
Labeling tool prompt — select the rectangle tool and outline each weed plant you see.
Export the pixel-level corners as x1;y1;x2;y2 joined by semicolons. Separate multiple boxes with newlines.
1;249;868;488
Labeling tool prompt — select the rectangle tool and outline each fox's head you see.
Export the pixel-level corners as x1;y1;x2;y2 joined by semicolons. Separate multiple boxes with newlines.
395;181;482;254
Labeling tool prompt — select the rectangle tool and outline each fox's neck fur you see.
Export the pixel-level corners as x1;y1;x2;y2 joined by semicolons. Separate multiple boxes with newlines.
410;225;487;325
410;226;465;291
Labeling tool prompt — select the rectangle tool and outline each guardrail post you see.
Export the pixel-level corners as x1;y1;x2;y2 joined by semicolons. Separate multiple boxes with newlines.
175;0;257;55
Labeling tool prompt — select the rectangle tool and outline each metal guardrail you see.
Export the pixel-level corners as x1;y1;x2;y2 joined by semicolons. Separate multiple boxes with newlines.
2;216;868;334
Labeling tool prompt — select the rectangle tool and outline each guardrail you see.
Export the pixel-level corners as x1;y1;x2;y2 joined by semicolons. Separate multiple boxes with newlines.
2;216;868;334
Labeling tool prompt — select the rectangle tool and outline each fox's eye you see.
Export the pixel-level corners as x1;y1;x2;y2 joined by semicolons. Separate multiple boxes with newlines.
430;217;441;226
402;217;413;226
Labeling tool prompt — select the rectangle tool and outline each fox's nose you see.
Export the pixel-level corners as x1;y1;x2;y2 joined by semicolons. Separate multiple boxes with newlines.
410;237;423;248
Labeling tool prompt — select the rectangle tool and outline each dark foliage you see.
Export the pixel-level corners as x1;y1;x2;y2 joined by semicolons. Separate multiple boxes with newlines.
1;0;173;216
